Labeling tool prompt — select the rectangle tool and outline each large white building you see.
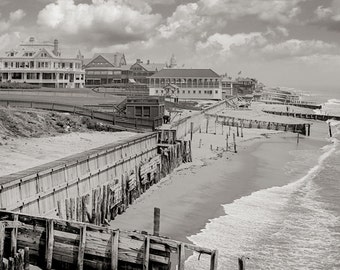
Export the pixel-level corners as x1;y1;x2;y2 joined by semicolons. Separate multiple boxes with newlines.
148;68;222;100
0;37;85;88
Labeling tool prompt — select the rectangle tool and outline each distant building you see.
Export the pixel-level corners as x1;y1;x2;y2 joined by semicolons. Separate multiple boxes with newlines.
129;59;166;84
233;77;257;96
0;37;85;88
221;77;234;98
84;53;131;86
148;68;222;100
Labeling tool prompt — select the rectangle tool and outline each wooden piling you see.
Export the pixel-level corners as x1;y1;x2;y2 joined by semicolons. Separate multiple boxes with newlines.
241;123;244;138
178;243;185;270
238;256;248;270
329;122;332;137
77;225;86;270
233;133;237;153
24;247;29;270
297;133;300;144
153;207;160;237
10;215;18;257
0;223;5;270
143;236;150;270
199;139;202;148
237;123;239;137
210;250;218;270
226;134;229;151
45;220;54;270
190;122;194;141
206;118;209;133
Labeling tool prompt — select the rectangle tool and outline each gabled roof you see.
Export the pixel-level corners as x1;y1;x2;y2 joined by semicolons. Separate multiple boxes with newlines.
92;53;126;66
139;63;166;72
150;68;220;78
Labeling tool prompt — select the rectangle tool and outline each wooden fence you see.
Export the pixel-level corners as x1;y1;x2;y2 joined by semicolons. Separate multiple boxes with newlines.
0;210;218;270
0;99;163;131
0;133;159;216
170;100;227;139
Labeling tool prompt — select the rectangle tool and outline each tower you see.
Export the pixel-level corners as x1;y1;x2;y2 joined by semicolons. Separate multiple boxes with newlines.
169;53;177;68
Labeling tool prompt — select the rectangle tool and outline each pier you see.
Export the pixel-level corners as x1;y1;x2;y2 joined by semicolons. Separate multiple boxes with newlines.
263;110;340;121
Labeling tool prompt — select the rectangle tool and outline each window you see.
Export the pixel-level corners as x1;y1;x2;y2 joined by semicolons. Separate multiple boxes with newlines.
199;90;201;94
193;90;196;94
215;90;218;94
155;90;158;93
70;63;73;69
4;62;8;68
188;90;190;94
143;107;150;117
136;106;142;117
182;90;185;94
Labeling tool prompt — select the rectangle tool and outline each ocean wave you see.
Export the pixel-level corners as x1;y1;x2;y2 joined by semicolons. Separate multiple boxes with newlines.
185;136;339;270
326;99;340;105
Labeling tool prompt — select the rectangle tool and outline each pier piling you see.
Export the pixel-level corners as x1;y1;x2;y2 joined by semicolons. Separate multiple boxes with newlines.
153;207;160;237
329;122;333;137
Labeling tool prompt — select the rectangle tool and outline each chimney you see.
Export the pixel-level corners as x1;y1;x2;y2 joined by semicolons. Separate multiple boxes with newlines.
147;59;150;65
136;59;142;64
53;39;59;56
114;54;118;66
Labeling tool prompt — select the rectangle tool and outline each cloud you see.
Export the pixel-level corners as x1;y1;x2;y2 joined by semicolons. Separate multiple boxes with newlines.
315;6;333;20
37;0;162;46
0;9;26;33
197;0;304;24
9;9;26;22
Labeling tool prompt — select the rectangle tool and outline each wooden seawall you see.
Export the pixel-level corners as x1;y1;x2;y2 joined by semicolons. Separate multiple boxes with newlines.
0;210;218;270
206;113;311;136
263;110;340;121
0;133;159;215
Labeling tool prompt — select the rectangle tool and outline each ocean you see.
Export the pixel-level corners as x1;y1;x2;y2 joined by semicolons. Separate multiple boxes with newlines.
185;89;340;269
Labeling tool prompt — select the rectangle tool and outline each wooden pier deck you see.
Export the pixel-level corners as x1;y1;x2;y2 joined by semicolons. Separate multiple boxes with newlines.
263;110;340;121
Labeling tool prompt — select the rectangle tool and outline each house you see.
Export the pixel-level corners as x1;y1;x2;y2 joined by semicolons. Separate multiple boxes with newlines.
148;68;222;100
0;37;85;88
129;59;166;84
84;53;131;86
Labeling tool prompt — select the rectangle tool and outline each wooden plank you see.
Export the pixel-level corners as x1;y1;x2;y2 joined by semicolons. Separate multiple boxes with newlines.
111;230;119;270
143;236;150;270
77;225;86;270
45;219;54;270
178;243;185;270
0;223;5;270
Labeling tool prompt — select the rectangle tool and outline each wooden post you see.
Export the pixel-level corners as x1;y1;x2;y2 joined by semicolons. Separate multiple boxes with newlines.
214;117;217;135
111;231;119;270
199;139;202;148
228;126;231;136
297;133;300;144
190;122;194;141
10;215;18;257
24;247;29;270
233;133;237;153
308;124;311;136
143;236;150;270
153;207;160;237
238;256;248;270
241;123;244;138
226;134;229;151
221;122;224;135
0;223;5;270
45;220;54;270
210;144;213;151
206;118;209;133
77;226;86;270
210;250;218;270
329;122;332;137
178;243;185;270
70;198;76;221
236;123;239;137
57;201;63;220
18;249;24;269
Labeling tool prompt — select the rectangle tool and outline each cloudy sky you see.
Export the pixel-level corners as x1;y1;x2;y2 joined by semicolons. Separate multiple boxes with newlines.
1;0;340;90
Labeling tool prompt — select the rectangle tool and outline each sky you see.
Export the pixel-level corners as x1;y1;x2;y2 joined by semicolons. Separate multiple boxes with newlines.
1;0;340;91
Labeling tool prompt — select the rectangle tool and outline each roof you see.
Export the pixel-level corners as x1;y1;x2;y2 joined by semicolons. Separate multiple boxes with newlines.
91;52;126;66
131;62;166;72
150;68;220;78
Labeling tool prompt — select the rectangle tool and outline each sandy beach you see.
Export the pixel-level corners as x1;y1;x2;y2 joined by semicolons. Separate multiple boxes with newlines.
0;131;136;177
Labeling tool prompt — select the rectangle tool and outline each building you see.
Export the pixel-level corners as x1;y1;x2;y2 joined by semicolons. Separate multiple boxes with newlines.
0;37;85;88
233;77;257;96
129;59;166;84
221;76;234;98
84;53;131;86
126;96;165;119
148;68;222;100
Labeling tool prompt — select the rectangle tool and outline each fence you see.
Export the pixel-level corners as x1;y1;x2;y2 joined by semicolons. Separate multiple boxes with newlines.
0;99;162;131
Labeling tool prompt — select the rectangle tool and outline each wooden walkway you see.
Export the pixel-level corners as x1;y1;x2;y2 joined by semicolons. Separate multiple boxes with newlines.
263;110;340;121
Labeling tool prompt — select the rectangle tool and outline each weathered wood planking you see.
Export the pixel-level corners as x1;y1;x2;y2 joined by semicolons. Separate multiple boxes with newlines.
0;211;218;270
0;133;159;216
